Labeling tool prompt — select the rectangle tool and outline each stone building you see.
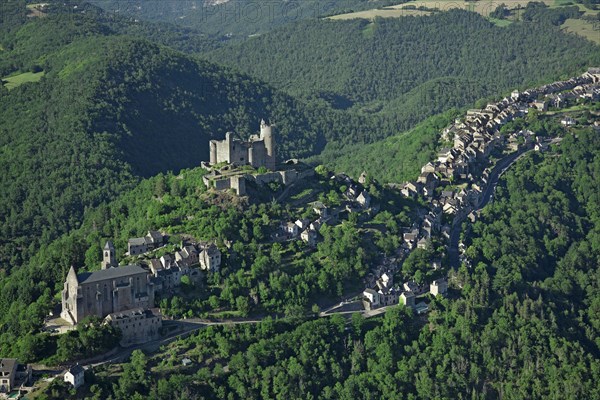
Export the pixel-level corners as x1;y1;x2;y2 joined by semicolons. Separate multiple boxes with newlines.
61;265;154;325
0;359;30;394
430;279;448;297
209;120;275;170
128;230;164;256
199;243;221;271
104;308;161;346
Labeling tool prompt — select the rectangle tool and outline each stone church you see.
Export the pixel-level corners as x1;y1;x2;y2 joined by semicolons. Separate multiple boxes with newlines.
61;241;154;325
209;119;276;170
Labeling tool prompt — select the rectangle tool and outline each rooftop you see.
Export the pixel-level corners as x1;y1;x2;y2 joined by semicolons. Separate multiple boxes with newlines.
128;237;146;246
68;364;84;376
78;265;148;284
0;358;17;373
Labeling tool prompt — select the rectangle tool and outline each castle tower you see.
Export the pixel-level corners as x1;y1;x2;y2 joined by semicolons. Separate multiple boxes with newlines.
101;241;117;270
260;119;275;170
209;140;217;165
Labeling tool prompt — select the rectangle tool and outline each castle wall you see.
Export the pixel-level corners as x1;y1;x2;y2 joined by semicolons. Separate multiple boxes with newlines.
248;141;268;168
213;178;231;191
210;141;217;164
231;176;247;196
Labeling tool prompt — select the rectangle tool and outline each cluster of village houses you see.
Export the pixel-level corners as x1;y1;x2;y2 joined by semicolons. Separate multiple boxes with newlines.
0;362;85;394
362;68;600;312
278;175;373;247
60;232;222;349
40;231;223;394
127;231;222;291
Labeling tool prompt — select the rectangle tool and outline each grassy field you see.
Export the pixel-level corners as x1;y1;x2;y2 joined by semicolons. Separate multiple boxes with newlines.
562;18;600;44
489;17;514;26
328;8;431;20
326;0;579;21
390;0;555;16
2;71;45;90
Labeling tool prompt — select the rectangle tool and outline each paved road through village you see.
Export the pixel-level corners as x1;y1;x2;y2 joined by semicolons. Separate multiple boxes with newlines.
448;138;561;267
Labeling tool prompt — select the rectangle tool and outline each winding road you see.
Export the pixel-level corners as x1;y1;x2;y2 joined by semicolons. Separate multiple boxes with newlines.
448;139;561;267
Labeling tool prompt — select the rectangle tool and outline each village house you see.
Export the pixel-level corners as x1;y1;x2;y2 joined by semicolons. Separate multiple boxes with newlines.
378;287;400;307
363;288;380;309
401;182;420;198
128;230;165;256
357;191;371;209
430;279;448;297
311;201;330;218
0;359;30;394
417;237;430;250
105;308;162;346
400;291;415;308
415;302;430;315
176;245;199;266
199;243;221;271
403;280;419;293
561;116;577;126
127;237;147;256
148;259;163;275
295;218;310;231
531;100;547;111
358;171;368;184
283;222;299;238
421;162;436;174
160;254;174;269
146;230;164;249
301;229;318;247
64;365;85;389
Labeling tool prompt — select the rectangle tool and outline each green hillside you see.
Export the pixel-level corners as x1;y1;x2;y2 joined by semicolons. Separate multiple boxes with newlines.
88;0;402;40
36;107;600;399
206;10;599;122
0;8;401;271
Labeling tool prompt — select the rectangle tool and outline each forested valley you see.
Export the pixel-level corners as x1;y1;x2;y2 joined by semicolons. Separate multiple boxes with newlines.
0;1;599;398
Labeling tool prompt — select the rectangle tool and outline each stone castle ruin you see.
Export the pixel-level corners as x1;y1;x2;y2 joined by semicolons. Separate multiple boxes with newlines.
209;119;276;170
203;119;314;196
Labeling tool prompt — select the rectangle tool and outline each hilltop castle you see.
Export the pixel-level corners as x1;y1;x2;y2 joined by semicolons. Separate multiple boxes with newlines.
209;119;276;170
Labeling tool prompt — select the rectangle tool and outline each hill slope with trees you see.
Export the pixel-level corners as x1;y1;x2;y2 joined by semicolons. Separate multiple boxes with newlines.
0;9;365;270
45;107;600;400
206;10;600;136
87;0;402;40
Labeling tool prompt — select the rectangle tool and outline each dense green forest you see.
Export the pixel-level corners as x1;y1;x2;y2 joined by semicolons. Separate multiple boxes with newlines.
321;108;461;183
87;0;403;39
206;10;599;106
42;112;600;400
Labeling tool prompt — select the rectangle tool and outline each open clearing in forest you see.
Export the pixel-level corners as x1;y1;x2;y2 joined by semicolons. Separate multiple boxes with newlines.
327;8;431;20
2;71;45;90
561;18;600;45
